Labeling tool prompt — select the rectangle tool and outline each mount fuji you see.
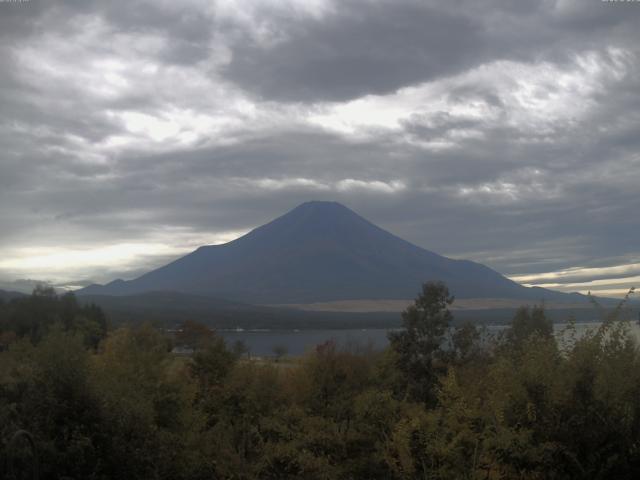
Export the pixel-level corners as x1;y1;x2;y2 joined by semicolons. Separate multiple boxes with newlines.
79;201;579;305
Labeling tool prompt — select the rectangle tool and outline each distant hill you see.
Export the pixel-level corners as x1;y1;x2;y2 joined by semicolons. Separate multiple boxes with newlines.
78;291;401;330
79;201;585;305
0;289;27;302
78;290;611;330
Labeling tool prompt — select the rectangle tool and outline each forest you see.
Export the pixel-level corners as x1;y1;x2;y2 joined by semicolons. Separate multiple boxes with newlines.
1;283;639;479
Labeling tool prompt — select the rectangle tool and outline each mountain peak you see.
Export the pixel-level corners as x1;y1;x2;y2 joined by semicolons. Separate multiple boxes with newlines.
77;201;571;304
294;200;348;210
245;200;375;244
286;200;355;219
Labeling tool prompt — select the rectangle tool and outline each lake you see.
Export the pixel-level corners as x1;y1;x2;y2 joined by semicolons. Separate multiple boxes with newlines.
218;321;640;357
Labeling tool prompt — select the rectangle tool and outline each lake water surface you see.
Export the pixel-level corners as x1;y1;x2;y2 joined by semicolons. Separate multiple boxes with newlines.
219;321;640;357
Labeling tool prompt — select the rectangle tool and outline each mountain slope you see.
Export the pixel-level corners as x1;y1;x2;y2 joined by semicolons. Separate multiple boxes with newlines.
79;201;579;303
0;289;27;302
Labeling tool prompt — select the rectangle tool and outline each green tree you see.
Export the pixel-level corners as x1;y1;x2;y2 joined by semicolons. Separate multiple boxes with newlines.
388;281;454;405
190;333;237;395
232;339;250;358
505;305;553;350
272;344;288;362
0;327;103;479
450;321;483;365
91;324;203;479
0;288;107;348
176;320;215;352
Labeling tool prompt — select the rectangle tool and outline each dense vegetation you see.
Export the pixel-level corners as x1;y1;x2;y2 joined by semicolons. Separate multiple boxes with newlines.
1;283;639;479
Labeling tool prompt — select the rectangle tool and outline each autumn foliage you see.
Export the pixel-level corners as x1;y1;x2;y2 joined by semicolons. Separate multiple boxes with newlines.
1;284;639;479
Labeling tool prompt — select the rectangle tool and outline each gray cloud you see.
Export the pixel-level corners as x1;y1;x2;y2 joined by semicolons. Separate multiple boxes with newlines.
221;1;487;102
220;0;640;102
0;0;639;296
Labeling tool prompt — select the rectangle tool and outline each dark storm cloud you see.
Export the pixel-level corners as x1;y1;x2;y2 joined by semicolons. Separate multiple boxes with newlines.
220;0;640;102
221;1;487;102
0;0;639;295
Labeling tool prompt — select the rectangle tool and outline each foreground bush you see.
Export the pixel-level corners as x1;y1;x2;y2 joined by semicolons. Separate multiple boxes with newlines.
1;286;639;479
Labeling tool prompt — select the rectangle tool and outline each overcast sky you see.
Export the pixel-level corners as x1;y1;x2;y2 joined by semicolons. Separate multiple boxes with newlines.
0;0;639;297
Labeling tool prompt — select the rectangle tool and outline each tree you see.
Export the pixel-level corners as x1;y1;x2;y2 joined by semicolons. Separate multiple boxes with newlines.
0;288;108;347
450;321;483;364
388;281;454;405
191;334;237;393
176;320;215;352
272;344;288;362
232;339;250;359
91;324;201;479
505;305;553;349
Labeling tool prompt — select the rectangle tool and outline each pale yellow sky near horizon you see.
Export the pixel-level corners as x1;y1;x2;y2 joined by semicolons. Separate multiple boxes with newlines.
0;239;636;298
